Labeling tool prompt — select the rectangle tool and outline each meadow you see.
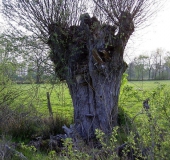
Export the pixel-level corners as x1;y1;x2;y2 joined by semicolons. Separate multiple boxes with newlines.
10;79;170;125
1;79;170;159
12;79;170;136
14;80;170;119
128;80;170;90
120;80;170;123
14;82;73;119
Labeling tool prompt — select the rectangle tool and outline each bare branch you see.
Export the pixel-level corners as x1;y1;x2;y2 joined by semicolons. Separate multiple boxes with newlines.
92;0;163;28
2;0;86;42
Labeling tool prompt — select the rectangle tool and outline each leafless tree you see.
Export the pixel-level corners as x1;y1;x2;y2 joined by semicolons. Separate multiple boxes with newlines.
22;36;53;83
2;0;86;41
2;0;164;140
151;49;164;79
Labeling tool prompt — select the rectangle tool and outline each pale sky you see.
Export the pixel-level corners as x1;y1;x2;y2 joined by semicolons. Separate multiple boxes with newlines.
125;0;170;61
0;1;170;62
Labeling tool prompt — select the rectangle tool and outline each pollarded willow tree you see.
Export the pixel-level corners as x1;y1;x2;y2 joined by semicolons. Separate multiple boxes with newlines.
2;0;161;140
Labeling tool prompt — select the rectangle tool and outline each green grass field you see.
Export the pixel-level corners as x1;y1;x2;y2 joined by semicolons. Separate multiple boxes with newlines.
128;80;170;90
119;80;170;128
14;80;170;117
4;79;170;133
8;80;169;127
14;83;73;119
1;80;170;159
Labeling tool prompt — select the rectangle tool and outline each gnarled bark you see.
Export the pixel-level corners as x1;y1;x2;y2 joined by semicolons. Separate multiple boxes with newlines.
48;12;134;140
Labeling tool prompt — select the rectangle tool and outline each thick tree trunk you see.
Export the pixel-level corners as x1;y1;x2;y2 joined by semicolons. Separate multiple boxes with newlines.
67;61;127;139
48;13;134;140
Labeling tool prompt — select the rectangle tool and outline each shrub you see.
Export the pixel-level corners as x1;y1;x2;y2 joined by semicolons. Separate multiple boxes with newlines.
40;113;73;139
0;136;28;160
0;105;42;141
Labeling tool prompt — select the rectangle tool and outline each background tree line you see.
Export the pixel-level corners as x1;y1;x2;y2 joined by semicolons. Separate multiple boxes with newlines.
1;37;170;83
126;48;170;80
0;34;56;84
1;40;170;83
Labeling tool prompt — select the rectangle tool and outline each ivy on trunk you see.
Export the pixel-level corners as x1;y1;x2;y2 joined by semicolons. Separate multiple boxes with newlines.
48;12;134;140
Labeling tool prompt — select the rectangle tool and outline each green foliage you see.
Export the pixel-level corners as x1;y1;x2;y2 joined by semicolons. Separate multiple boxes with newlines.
1;68;170;159
0;72;22;106
61;138;92;160
0;62;73;141
0;105;41;141
0;105;73;142
119;78;170;159
95;127;119;159
0;82;73;140
14;142;54;160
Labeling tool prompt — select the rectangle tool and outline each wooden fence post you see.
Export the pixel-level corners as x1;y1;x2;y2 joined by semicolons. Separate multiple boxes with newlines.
47;92;53;118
